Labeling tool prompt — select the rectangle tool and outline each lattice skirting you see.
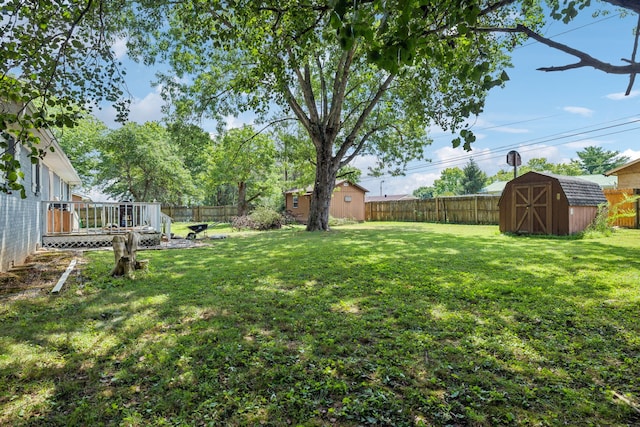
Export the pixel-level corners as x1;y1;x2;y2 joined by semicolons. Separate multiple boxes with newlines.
42;233;162;249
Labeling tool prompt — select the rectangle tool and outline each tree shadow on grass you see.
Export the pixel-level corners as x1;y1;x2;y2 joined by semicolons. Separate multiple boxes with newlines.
1;226;639;425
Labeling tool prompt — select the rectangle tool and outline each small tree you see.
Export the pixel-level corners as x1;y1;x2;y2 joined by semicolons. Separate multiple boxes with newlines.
54;115;109;190
490;157;582;182
97;122;195;204
433;168;465;196
413;186;435;200
204;126;278;216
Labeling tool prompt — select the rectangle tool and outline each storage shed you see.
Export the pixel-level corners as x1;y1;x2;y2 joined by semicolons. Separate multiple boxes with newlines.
498;172;607;235
285;180;368;223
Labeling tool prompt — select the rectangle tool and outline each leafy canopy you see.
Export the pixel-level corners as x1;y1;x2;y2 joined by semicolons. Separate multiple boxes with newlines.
124;0;537;229
1;1;128;195
96;122;195;204
204;126;279;215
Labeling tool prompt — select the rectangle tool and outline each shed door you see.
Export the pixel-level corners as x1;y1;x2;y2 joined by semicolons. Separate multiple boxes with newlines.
512;183;552;234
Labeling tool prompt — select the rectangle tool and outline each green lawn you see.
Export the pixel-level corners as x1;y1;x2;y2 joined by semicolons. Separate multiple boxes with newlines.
2;222;640;426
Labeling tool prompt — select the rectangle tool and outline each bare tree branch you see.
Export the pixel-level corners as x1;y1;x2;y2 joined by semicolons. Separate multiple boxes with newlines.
482;24;640;75
603;0;640;14
625;14;640;95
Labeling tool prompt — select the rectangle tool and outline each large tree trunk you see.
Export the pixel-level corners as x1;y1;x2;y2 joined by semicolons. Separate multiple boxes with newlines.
306;145;338;231
237;181;248;216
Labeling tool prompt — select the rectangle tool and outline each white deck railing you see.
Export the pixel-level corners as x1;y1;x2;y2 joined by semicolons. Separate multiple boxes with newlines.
41;200;170;236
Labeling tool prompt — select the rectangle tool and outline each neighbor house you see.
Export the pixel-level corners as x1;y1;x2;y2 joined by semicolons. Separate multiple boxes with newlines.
0;101;82;272
605;158;640;188
284;180;369;223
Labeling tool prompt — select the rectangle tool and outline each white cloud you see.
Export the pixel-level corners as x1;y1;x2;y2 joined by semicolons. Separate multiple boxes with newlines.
112;37;128;60
396;172;440;193
515;144;563;164
621;148;640;161
93;88;165;128
224;115;244;130
223;113;256;130
564;138;603;150
606;90;640;100
128;90;165;123
563;106;594;117
491;126;529;134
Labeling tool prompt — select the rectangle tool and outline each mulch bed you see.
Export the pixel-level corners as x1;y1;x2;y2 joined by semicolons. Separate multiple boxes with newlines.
0;250;83;300
0;237;215;300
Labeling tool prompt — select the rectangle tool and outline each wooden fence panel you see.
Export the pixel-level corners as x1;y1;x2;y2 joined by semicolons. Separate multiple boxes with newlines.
603;188;639;228
366;191;636;228
366;195;501;224
161;206;236;222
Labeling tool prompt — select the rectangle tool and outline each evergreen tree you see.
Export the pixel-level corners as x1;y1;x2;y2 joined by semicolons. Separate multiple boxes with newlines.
575;146;629;174
461;159;487;195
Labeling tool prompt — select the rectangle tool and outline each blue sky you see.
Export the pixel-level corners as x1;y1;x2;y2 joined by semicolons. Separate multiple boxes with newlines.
95;4;640;196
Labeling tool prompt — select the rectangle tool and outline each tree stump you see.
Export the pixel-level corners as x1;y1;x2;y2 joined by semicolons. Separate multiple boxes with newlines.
111;232;144;278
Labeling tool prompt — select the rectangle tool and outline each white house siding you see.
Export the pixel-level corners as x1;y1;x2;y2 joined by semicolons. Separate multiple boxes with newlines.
0;145;43;272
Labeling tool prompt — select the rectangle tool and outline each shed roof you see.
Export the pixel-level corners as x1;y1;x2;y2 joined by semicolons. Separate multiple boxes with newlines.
487;174;616;194
365;194;417;202
522;172;607;206
604;157;640;176
284;180;369;195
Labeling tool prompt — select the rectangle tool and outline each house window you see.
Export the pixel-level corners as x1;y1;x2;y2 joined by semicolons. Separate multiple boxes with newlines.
292;195;299;208
344;196;352;202
32;160;41;195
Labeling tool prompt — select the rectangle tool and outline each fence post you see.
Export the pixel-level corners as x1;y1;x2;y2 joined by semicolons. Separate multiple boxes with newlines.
636;189;640;229
475;196;478;224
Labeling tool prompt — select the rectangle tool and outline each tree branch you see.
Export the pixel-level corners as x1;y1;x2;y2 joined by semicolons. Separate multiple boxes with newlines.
326;45;357;136
336;73;395;162
625;14;640;95
482;24;640;75
44;0;95;97
340;128;377;167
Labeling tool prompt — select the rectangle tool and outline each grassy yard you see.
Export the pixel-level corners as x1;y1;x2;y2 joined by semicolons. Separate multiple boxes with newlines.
1;222;639;426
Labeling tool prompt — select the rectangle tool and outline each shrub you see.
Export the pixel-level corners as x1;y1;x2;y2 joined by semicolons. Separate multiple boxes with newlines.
231;215;255;231
232;207;283;231
584;203;612;236
250;206;283;230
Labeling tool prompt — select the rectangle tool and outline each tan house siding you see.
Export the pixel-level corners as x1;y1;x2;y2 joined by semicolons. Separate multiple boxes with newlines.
616;166;640;188
330;182;366;221
285;192;312;222
606;159;640;188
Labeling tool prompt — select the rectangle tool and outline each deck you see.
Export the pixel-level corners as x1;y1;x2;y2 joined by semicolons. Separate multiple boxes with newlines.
42;201;171;249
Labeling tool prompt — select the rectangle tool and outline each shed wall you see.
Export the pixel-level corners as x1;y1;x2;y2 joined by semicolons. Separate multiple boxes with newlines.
329;183;366;221
616;162;640;188
285;192;311;222
499;174;581;235
568;206;599;234
285;183;366;223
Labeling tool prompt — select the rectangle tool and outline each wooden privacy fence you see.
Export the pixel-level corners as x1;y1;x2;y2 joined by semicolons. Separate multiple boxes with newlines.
161;205;236;222
366;195;501;224
603;188;639;228
366;190;639;228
